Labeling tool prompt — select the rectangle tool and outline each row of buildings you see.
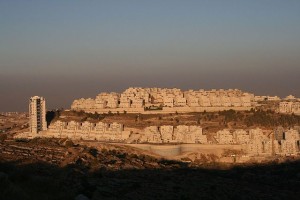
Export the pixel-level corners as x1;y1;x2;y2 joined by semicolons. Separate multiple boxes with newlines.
71;87;255;113
215;128;300;156
139;125;207;144
40;119;300;156
279;101;300;115
254;94;299;102
44;121;207;144
45;120;131;141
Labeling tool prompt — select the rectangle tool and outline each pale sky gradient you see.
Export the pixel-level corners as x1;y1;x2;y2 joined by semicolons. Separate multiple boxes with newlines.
1;0;300;111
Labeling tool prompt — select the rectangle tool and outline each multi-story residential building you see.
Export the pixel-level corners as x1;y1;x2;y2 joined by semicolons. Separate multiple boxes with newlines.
46;120;130;141
281;140;298;155
233;129;249;144
215;129;234;144
279;101;300;115
163;97;174;107
274;126;285;141
71;87;255;113
284;95;297;101
198;95;211;107
142;126;162;143
139;125;206;144
160;125;174;142
29;96;47;134
220;96;232;107
174;96;187;107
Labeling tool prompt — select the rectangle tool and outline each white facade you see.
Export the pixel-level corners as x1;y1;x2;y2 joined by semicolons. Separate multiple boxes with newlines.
29;96;47;134
140;125;206;144
279;101;300;115
216;129;234;144
46;120;131;141
71;87;254;113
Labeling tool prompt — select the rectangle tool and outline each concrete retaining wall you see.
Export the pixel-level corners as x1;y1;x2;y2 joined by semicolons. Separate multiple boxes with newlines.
127;144;242;157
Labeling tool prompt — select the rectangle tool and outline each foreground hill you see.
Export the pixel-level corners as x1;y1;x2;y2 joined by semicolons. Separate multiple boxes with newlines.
1;138;300;200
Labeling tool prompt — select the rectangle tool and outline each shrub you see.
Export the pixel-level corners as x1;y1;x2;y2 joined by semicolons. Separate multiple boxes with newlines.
64;140;74;147
0;134;7;142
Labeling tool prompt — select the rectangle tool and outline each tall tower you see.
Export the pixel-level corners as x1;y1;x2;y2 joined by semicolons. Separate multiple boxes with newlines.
29;96;47;134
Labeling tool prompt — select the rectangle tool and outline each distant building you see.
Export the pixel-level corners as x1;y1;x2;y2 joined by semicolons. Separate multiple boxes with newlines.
254;95;280;101
279;101;300;115
215;129;234;144
71;87;254;113
29;96;47;134
284;95;297;101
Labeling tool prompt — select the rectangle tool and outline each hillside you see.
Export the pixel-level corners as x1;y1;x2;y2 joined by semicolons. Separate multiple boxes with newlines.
1;138;300;200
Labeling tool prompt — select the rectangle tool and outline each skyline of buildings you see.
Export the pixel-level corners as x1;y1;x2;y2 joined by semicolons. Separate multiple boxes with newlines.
1;86;300;112
1;1;300;113
71;87;254;114
71;87;300;114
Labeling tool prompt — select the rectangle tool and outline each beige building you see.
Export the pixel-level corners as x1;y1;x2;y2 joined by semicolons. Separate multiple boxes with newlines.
141;126;162;143
254;95;280;101
215;129;234;144
233;129;250;144
71;87;255;113
279;101;300;115
244;128;300;156
29;96;47;134
140;125;206;144
278;128;300;155
46;120;131;141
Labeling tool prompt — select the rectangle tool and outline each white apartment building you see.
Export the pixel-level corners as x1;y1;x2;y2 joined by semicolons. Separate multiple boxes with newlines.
71;87;254;113
215;129;234;144
29;96;47;134
140;125;206;144
46;120;131;141
233;129;250;144
279;101;300;115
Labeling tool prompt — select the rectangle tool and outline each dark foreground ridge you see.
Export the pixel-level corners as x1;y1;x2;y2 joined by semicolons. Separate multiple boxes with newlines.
1;139;300;200
1;160;300;200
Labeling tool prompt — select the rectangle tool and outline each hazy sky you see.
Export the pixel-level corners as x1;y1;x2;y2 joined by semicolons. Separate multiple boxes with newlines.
1;0;300;111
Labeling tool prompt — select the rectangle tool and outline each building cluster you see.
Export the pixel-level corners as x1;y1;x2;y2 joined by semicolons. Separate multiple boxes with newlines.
20;96;300;158
139;125;207;144
254;95;300;102
254;95;281;101
46;120;131;141
0;112;27;117
279;101;300;115
215;128;300;156
71;87;254;113
44;121;207;144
